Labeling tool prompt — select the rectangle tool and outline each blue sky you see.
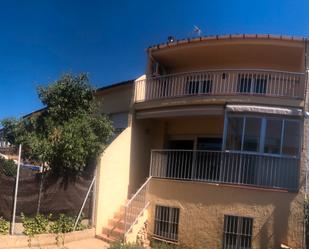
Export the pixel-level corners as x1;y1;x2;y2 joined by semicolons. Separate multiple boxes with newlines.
0;0;309;119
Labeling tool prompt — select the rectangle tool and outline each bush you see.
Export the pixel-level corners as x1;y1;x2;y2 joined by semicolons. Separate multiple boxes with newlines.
151;241;191;249
109;242;144;249
49;214;86;234
0;217;9;235
21;213;51;237
0;157;17;177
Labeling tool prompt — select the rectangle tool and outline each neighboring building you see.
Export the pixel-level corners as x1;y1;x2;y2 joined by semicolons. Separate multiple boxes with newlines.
95;34;309;249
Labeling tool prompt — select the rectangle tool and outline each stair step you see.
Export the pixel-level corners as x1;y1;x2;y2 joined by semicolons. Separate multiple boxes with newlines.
108;218;125;230
102;225;125;238
96;234;118;244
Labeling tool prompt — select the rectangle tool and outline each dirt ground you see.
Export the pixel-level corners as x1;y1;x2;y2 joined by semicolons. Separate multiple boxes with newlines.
15;238;109;249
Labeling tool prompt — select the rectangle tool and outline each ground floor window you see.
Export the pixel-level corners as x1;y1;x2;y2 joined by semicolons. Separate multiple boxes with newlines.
223;215;253;249
154;205;180;242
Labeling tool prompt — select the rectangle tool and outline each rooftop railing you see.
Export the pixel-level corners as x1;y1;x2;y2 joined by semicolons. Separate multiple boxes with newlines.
150;150;299;191
134;69;305;103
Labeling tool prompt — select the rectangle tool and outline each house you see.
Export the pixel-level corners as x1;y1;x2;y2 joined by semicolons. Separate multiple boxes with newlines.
94;34;308;249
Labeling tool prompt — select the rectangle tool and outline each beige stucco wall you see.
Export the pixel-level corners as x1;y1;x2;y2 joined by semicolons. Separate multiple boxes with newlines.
147;179;305;249
95;127;132;235
96;84;133;114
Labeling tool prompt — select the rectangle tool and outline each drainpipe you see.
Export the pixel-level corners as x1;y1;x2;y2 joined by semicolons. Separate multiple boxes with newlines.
304;110;309;248
304;38;309;249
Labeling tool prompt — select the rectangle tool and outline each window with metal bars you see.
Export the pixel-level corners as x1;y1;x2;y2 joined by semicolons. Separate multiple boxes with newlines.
154;205;179;242
223;215;253;249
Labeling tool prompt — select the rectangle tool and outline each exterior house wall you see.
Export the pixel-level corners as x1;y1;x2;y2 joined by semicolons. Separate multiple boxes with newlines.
147;178;305;249
95;127;132;235
94;83;134;236
96;84;133;114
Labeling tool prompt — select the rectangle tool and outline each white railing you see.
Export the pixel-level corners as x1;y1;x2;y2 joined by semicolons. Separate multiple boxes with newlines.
150;150;299;191
124;176;152;238
134;69;305;102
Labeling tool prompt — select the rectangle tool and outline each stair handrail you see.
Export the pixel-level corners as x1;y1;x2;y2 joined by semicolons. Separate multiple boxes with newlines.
124;176;152;238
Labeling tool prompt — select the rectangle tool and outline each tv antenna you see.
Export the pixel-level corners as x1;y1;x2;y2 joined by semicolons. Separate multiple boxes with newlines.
192;25;202;36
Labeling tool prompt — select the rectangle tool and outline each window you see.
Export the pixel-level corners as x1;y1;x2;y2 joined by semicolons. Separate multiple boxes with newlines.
226;117;244;151
282;120;301;156
243;117;261;152
223;215;253;249
237;74;267;94
224;116;300;157
264;119;282;154
154;205;179;242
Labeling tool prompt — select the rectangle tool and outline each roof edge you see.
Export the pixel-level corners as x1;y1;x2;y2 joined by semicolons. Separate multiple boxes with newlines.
148;34;306;52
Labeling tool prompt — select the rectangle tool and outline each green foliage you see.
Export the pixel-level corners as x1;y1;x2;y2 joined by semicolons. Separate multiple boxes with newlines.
1;73;113;175
0;217;9;235
305;199;309;245
49;213;86;234
21;213;51;237
109;242;144;249
0;157;17;177
151;241;191;249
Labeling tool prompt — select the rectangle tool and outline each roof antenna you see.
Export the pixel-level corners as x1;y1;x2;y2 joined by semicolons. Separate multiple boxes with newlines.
167;36;175;43
193;25;202;36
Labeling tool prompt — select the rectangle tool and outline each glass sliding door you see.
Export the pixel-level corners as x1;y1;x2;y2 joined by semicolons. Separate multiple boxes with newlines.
195;137;222;181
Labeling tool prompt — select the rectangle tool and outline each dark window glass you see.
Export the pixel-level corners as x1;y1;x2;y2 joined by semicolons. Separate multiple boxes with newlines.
243;117;261;152
264;119;282;154
282;120;300;156
223;215;253;249
226;117;244;150
154;205;179;241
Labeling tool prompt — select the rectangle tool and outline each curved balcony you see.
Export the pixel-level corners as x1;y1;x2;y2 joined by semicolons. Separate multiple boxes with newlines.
134;69;305;103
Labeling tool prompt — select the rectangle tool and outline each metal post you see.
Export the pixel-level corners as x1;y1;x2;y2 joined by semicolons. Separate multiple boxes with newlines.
11;144;22;235
91;168;97;227
73;176;96;231
36;163;45;215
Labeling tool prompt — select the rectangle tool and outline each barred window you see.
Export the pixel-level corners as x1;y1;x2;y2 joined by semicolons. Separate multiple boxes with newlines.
154;205;179;241
223;215;253;249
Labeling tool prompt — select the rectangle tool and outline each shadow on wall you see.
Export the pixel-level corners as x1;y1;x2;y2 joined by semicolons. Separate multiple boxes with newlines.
129;119;157;196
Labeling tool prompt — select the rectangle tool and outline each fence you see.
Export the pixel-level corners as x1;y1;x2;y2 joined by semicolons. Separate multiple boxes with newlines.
134;69;305;102
0;145;96;234
150;150;299;191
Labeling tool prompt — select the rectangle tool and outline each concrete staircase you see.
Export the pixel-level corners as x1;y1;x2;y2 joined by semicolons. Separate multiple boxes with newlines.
96;205;126;244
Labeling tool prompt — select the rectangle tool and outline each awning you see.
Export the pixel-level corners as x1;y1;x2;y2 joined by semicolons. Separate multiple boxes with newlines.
226;104;303;116
136;105;224;119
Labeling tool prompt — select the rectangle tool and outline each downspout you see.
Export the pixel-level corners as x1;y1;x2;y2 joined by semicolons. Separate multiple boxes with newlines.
303;38;308;249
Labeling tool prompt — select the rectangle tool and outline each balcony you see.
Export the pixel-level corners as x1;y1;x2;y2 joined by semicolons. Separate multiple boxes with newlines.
134;69;305;103
150;150;299;191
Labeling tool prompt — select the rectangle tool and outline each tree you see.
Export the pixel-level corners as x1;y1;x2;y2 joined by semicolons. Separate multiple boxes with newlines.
1;73;113;175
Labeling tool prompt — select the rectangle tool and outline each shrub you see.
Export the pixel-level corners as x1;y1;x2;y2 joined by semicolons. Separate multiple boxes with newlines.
0;157;17;177
151;241;191;249
21;213;51;237
0;217;9;235
49;214;86;234
109;242;144;249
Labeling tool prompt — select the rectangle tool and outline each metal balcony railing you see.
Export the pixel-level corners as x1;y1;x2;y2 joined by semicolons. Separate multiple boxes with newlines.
134;70;305;102
150;150;299;191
